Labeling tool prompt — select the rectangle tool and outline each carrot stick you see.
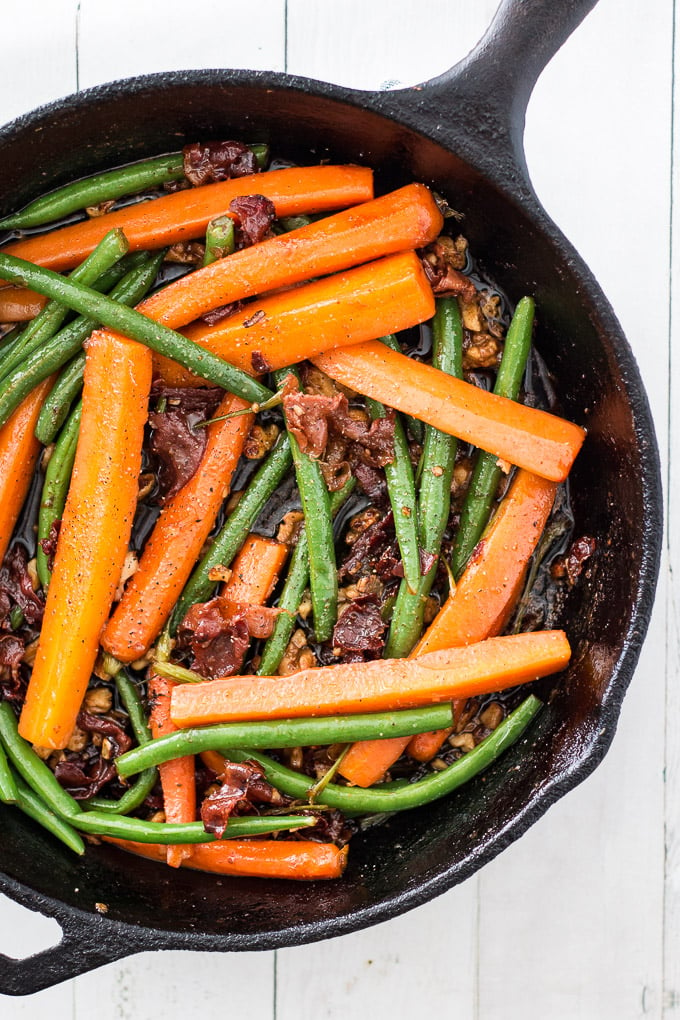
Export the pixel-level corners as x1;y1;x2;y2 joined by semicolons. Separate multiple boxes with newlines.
200;749;228;776
148;674;196;869
0;378;53;565
195;535;289;777
0;286;47;321
19;331;151;749
1;165;374;274
101;392;252;663
339;469;557;785
313;342;585;483
132;182;441;332
406;470;557;762
170;630;570;727
154;252;435;385
103;836;348;880
221;534;289;604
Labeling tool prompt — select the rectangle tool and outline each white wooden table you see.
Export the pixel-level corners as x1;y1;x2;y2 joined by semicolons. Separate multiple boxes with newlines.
0;1;672;1016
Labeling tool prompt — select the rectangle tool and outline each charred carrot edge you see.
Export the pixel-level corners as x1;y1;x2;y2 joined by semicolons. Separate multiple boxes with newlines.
313;342;586;483
148;674;197;869
101;392;252;663
103;836;348;880
1;165;374;275
0;378;54;565
339;469;557;785
170;630;570;727
19;332;151;749
0;286;47;321
155;252;435;384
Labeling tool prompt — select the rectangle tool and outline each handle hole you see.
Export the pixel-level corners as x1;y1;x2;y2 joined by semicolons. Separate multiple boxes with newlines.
0;894;63;960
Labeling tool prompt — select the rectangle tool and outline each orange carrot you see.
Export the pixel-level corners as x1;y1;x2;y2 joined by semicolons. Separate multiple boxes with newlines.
132;182;441;332
103;836;348;880
19;332;151;749
416;472;558;655
0;378;53;564
200;749;228;776
221;534;289;604
313;342;585;483
406;470;557;763
339;469;557;785
0;286;47;321
1;165;374;274
170;630;571;727
196;536;289;778
154;252;435;385
148;674;196;869
101;392;252;663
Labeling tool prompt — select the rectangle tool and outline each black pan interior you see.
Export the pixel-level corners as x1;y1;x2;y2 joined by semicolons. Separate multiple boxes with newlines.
0;73;661;949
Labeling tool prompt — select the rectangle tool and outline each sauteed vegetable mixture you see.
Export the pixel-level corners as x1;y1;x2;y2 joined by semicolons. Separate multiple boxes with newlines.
0;141;589;880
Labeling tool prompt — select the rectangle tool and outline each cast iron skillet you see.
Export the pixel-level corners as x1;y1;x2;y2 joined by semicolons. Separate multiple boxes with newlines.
0;0;662;995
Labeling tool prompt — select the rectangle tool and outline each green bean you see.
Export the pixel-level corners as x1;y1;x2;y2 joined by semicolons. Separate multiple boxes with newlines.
0;702;81;820
0;252;165;430
274;367;337;642
0;228;129;382
36;401;82;589
203;215;235;266
170;434;293;632
0;259;141;378
8;605;24;631
8;773;85;855
366;395;420;593
115;671;152;746
274;214;312;234
249;143;270;169
385;298;463;658
34;352;86;443
0;153;186;230
257;478;356;675
70;811;314;844
85;671;157;815
0;739;18;803
85;769;158;816
117;703;454;778
451;296;535;578
381;334;424;442
222;695;542;814
0;251;274;405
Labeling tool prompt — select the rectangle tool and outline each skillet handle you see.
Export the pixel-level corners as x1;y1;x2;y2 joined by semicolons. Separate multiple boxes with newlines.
0;907;132;995
385;0;598;187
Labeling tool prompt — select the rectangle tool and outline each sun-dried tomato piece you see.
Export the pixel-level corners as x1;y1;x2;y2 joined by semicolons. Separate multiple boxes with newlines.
201;760;285;837
182;140;259;186
333;596;387;655
147;386;222;502
179;597;280;679
0;545;44;629
229;195;276;249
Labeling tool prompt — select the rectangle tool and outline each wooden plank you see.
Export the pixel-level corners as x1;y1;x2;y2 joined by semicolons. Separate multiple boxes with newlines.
71;1;285;1015
664;0;680;1011
77;0;286;89
0;0;79;125
478;0;670;1013
276;881;479;1017
72;950;274;1019
0;7;78;1010
286;0;499;88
